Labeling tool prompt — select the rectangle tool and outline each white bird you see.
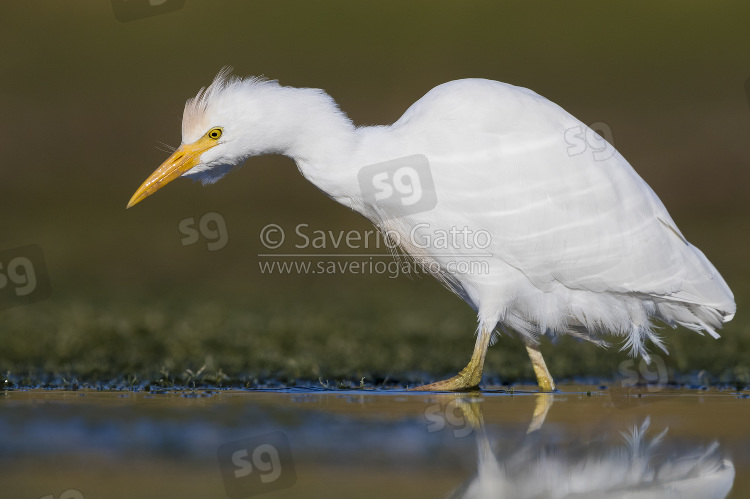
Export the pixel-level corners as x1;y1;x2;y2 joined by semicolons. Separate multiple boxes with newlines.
127;68;735;392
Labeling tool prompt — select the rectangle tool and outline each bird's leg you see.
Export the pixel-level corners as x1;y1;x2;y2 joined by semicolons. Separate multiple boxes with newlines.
409;327;492;392
522;337;556;392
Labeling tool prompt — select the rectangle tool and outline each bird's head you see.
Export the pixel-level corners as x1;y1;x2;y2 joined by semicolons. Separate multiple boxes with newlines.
127;68;281;208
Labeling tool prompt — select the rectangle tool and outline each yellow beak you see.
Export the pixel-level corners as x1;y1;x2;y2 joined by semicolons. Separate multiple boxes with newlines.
126;136;219;208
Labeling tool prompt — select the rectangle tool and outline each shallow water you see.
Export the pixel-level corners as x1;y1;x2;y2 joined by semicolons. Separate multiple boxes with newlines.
1;385;747;498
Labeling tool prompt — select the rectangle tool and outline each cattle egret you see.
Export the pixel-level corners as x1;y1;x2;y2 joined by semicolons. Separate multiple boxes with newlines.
128;68;735;391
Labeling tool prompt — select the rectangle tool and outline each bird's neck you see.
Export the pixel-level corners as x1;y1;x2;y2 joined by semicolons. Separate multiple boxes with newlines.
259;87;360;204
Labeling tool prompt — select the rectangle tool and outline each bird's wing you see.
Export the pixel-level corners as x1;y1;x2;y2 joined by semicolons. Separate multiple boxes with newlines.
390;80;733;312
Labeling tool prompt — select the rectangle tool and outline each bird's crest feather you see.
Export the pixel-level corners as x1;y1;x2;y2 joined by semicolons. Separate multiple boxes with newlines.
181;66;277;139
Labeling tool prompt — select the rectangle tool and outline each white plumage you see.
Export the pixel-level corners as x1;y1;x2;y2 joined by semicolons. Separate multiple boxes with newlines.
128;69;735;391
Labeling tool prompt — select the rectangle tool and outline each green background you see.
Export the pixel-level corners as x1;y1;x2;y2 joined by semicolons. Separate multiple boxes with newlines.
1;1;748;387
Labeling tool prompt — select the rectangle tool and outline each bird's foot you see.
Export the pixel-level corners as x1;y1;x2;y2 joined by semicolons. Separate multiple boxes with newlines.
536;374;556;392
409;326;491;392
408;364;483;392
524;340;556;392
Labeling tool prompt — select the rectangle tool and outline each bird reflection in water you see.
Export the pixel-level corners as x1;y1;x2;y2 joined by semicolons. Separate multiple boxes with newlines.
440;395;735;499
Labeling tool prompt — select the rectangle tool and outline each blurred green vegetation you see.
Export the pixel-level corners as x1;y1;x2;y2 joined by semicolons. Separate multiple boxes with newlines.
2;288;749;389
1;2;749;388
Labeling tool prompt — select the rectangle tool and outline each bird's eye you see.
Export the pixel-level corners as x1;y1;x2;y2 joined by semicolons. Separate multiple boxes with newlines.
207;127;223;140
